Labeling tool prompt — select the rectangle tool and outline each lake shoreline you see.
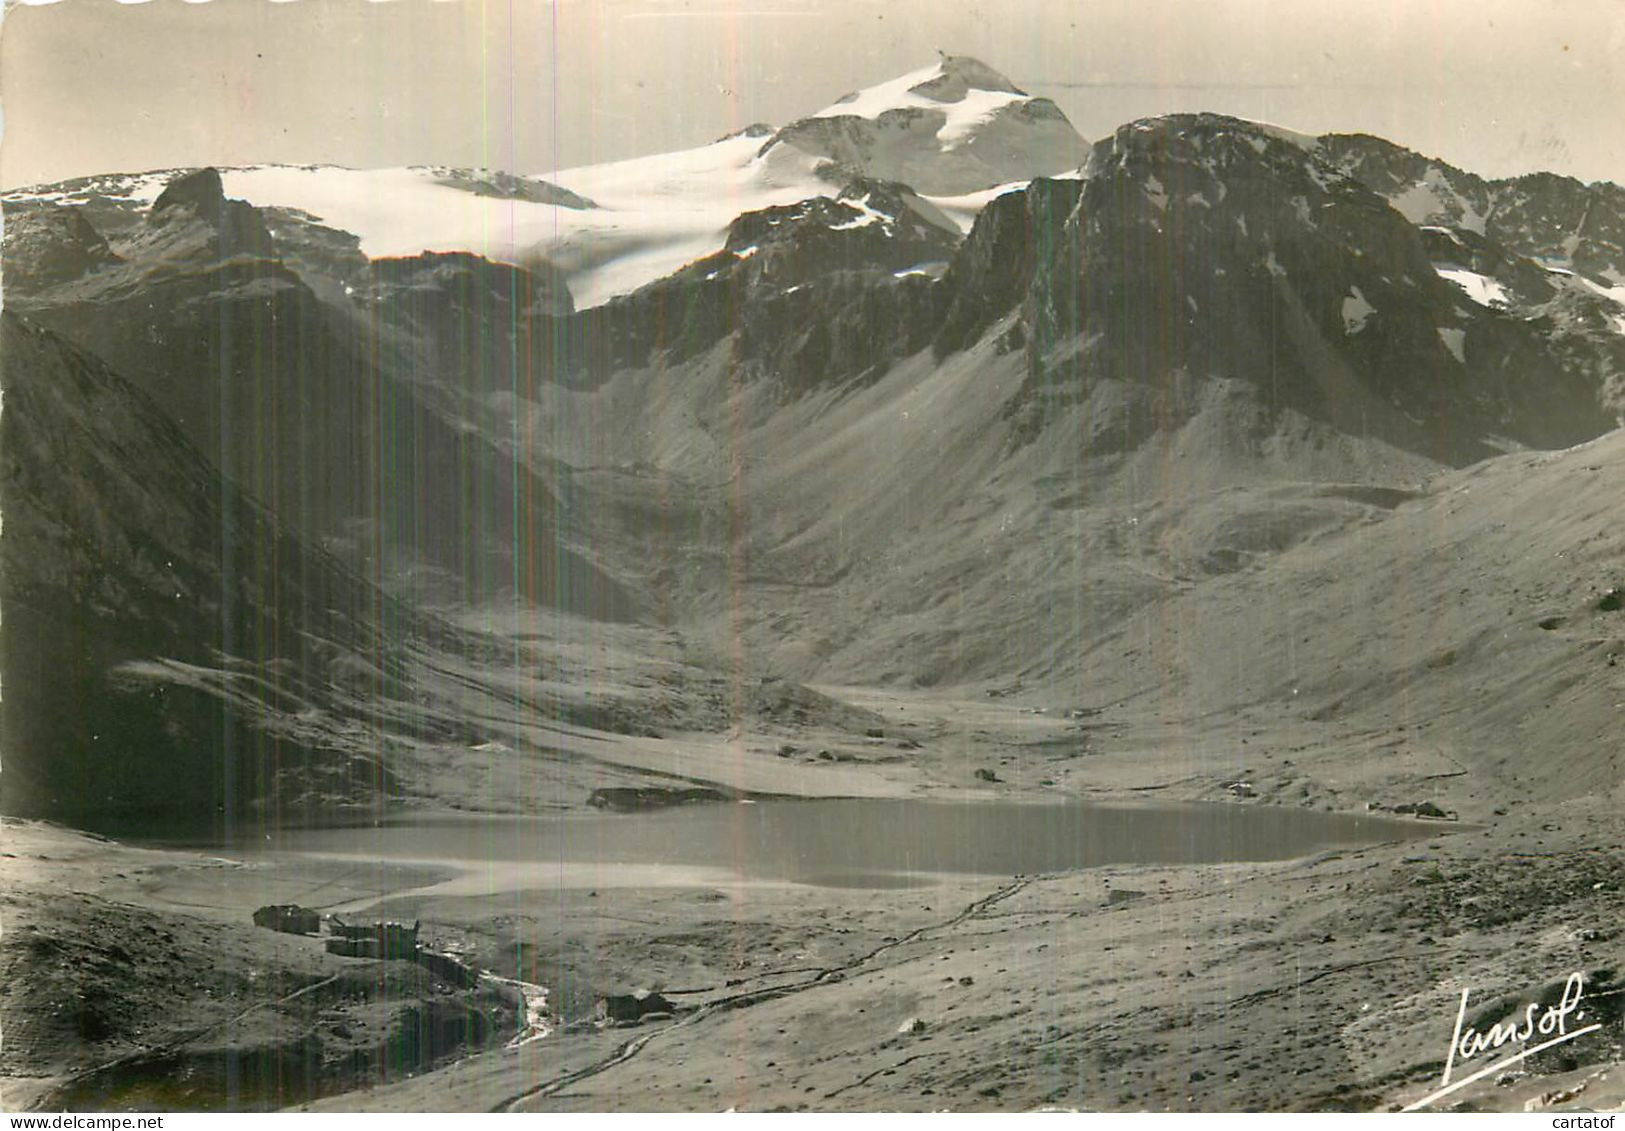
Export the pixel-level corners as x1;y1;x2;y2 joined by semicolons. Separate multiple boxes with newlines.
4;690;1620;1113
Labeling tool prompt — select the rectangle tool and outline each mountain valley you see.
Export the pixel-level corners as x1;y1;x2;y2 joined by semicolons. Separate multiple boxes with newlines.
2;54;1623;1113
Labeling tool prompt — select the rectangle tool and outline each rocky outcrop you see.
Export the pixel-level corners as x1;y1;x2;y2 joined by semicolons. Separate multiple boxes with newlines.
365;250;576;431
140;167;277;261
931;176;1083;357
1;204;121;289
722;177;959;290
556;180;951;395
428;167;597;209
368;249;574;318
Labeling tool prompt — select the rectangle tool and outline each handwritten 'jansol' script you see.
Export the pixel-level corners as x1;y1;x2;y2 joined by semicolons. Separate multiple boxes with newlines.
1403;971;1601;1112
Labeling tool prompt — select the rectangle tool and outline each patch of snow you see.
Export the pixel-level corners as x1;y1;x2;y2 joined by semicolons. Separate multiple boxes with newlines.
734;244;761;259
1421;224;1466;246
829;194;888;231
1252;120;1322;151
1480;434;1528;454
1579;276;1625;309
1144;174;1167;212
1388;168;1485;233
5;189;67;204
1574;277;1625;334
68;170;178;206
1437;327;1466;363
1305;164;1336;192
1435;266;1510;308
1342;285;1375;333
921;180;1030;234
1264;251;1287;278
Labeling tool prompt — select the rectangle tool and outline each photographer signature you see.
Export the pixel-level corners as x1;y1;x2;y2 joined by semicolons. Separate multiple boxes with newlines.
1403;971;1601;1111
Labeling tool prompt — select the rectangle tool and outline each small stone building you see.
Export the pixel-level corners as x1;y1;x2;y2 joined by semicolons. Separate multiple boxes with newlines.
252;904;321;935
326;918;420;959
595;989;675;1024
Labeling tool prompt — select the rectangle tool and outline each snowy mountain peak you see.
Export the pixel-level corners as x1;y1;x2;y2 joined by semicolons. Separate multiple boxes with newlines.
921;53;1029;96
812;54;1029;133
768;55;1087;196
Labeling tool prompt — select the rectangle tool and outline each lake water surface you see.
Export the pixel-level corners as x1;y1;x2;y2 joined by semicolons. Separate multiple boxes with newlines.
234;797;1444;891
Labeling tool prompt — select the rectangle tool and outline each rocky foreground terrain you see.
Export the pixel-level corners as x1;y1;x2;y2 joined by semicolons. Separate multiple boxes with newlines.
2;55;1624;1111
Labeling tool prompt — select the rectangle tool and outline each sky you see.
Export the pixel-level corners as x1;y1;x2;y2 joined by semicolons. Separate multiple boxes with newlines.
1;0;1623;190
